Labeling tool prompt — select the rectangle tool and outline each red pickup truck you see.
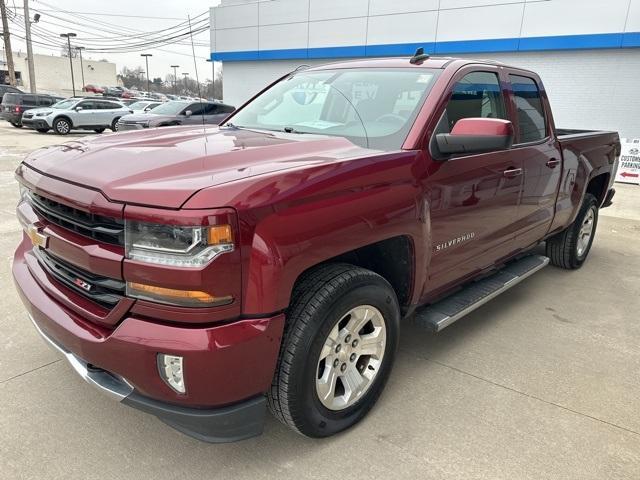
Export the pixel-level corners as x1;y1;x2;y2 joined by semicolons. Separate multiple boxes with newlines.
13;54;619;442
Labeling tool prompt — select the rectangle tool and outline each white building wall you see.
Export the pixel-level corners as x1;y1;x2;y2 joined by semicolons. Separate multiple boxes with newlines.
212;0;640;138
11;52;117;96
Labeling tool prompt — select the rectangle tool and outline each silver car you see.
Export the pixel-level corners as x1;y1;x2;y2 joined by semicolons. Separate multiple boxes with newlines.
22;97;132;135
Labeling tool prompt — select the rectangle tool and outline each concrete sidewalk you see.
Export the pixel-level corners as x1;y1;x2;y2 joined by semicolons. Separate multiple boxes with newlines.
1;124;639;479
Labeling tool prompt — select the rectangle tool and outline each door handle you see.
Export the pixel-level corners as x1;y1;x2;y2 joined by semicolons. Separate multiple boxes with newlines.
503;167;523;178
546;158;560;168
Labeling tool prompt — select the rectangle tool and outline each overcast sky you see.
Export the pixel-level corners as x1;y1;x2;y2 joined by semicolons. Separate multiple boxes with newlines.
5;0;220;81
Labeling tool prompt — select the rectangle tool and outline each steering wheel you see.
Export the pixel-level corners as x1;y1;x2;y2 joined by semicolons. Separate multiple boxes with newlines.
375;113;406;125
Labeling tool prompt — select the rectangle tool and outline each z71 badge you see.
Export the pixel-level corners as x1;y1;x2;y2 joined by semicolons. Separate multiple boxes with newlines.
434;232;475;253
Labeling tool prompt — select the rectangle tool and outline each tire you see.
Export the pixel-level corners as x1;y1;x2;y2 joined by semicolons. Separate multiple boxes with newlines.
53;117;71;135
93;128;105;134
111;118;121;131
36;128;49;134
10;122;23;128
268;263;400;438
546;193;599;269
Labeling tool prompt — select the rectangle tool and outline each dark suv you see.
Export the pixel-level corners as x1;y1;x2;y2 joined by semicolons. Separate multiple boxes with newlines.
1;93;64;127
0;84;23;102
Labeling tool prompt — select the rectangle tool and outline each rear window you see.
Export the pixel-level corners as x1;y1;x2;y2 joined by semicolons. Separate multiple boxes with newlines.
510;75;547;143
1;93;20;104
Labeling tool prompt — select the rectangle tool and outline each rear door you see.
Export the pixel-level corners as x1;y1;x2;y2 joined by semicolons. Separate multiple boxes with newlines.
504;71;562;247
424;67;524;295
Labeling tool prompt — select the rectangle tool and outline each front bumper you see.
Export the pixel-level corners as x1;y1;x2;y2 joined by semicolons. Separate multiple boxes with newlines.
13;240;285;442
22;118;51;130
28;313;268;442
118;122;148;131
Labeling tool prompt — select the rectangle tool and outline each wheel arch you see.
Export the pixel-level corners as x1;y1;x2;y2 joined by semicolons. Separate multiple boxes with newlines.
53;115;73;128
585;172;610;208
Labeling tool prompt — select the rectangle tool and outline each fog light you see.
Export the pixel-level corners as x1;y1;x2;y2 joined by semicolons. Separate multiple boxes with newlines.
157;354;185;394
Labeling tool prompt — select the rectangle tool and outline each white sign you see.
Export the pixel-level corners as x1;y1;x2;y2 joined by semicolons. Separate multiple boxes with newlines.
615;138;640;185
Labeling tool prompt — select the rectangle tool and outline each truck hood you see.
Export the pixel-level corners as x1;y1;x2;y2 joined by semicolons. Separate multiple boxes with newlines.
21;125;369;208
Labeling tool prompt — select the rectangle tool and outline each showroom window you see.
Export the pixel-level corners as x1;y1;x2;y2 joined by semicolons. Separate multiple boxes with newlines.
510;75;547;143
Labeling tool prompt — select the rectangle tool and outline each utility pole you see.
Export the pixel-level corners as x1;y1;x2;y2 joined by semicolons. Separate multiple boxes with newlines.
23;0;38;92
76;46;85;88
182;72;189;96
0;0;16;86
141;53;152;93
170;64;179;95
60;32;77;96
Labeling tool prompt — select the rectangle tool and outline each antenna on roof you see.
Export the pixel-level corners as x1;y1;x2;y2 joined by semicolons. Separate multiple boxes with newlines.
409;47;430;65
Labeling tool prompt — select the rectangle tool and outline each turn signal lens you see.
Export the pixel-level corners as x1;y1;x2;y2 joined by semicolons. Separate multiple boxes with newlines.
208;224;233;245
126;281;233;307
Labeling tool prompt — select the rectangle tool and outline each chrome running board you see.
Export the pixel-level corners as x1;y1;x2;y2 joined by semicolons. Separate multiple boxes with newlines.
415;255;550;332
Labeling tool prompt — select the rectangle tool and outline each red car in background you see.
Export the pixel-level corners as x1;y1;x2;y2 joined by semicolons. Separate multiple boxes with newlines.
83;84;105;94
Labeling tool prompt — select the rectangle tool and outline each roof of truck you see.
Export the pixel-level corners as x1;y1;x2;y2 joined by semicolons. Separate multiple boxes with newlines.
305;56;510;71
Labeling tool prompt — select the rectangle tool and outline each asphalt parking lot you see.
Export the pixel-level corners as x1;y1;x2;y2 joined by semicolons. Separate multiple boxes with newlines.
1;122;639;479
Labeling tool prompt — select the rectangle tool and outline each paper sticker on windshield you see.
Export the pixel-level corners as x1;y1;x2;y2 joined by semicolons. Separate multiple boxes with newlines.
295;120;342;130
416;74;433;84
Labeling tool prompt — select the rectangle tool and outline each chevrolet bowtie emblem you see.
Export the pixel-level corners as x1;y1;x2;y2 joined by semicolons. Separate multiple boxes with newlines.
26;224;49;249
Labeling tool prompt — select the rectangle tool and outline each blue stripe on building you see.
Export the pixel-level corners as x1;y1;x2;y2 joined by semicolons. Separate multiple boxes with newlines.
211;31;640;62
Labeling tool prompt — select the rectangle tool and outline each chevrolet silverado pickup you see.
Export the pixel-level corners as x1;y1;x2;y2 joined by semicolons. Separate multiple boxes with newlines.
13;54;619;442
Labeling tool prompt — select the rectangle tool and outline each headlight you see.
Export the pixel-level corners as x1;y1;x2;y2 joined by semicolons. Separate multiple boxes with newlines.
124;221;234;267
35;111;52;117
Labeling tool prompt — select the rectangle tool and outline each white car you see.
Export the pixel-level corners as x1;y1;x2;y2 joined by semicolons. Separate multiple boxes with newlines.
127;100;162;115
22;97;132;135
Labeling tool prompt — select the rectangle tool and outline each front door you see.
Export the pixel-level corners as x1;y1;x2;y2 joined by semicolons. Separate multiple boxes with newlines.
423;69;523;297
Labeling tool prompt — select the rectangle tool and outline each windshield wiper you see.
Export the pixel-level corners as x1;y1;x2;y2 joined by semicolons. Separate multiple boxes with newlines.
283;126;305;134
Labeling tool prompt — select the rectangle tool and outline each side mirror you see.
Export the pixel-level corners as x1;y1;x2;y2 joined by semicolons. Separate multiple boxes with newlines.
74;106;83;111
144;107;151;112
184;110;193;118
436;118;514;155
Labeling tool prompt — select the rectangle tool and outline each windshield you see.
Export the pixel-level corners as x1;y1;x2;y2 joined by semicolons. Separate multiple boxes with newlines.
227;68;438;150
149;101;188;115
52;99;77;110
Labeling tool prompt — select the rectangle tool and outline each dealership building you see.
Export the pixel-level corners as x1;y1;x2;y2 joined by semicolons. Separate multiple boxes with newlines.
210;0;640;139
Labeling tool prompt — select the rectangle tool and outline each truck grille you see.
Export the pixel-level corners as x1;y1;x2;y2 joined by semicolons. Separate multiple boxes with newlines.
34;248;125;309
28;192;124;246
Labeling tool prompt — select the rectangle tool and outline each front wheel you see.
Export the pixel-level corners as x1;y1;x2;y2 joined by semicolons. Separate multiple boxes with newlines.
268;263;400;438
53;118;71;135
546;193;599;269
111;118;121;131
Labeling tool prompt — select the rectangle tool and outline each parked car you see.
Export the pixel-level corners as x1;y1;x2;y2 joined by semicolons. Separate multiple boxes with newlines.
0;84;24;102
126;100;162;114
21;97;131;134
0;93;64;127
83;85;105;94
13;56;619;443
116;100;235;131
103;86;128;98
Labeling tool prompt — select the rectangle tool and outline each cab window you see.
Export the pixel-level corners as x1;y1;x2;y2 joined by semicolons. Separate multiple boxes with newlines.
443;71;507;132
509;75;547;143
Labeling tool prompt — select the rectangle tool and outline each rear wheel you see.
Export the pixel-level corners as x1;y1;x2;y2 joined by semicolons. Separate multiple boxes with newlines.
93;128;105;133
53;118;71;135
268;263;400;438
546;193;599;269
10;122;22;128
